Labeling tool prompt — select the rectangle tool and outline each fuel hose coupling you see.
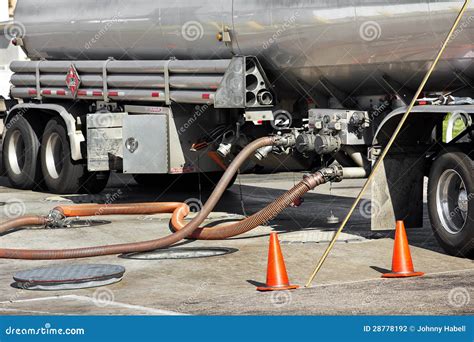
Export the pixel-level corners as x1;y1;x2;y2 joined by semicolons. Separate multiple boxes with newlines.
318;165;344;183
46;208;68;229
255;133;297;160
273;133;297;148
302;165;344;190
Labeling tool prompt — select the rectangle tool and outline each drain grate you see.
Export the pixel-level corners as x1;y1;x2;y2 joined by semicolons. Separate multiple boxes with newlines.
121;247;238;260
13;264;125;291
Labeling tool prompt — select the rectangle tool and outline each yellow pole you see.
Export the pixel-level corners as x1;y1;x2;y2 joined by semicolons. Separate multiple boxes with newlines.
305;0;472;288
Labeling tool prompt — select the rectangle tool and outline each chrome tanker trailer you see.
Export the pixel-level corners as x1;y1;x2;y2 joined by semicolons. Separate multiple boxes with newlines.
2;0;473;256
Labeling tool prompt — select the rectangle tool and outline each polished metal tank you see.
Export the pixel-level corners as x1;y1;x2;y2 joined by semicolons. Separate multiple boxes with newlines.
14;0;474;96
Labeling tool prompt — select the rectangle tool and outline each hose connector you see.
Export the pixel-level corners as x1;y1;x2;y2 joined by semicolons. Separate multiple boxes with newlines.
273;133;297;148
318;165;344;183
255;145;274;161
302;165;343;190
46;208;67;228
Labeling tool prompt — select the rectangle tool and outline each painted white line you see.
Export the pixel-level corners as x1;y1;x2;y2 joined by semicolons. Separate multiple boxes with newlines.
306;268;474;289
0;295;186;316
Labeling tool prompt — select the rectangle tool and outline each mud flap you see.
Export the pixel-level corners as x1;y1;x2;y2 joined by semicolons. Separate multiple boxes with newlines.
371;155;424;230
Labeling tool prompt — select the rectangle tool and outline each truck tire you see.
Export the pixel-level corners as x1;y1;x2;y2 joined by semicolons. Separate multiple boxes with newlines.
428;151;473;257
40;118;85;194
3;116;42;190
40;117;108;194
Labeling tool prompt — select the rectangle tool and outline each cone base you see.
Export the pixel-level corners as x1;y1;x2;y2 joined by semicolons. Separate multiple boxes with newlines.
382;271;424;278
257;285;299;292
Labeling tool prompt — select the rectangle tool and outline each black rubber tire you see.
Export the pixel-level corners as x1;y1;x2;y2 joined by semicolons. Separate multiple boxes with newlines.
428;151;473;258
2;116;42;190
133;172;236;191
40;118;85;194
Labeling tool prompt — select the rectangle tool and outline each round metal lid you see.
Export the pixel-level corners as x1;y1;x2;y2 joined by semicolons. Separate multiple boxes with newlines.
122;247;238;260
14;264;125;288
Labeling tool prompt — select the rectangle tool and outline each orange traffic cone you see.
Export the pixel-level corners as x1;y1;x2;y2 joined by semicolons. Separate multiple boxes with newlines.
257;232;299;291
382;221;424;278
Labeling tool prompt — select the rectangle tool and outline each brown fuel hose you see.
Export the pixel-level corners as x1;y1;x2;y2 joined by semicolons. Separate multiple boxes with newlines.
170;174;325;240
0;216;48;235
56;202;186;217
50;172;325;241
0;172;326;259
0;136;306;259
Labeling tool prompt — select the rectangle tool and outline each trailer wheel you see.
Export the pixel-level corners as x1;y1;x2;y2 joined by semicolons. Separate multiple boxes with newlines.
428;151;473;257
3;116;42;190
40;118;86;194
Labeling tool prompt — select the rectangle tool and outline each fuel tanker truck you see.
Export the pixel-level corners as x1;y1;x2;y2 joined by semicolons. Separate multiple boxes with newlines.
2;0;473;257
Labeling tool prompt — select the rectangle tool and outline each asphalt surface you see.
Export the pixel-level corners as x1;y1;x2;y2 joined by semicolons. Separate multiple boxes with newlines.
0;173;472;315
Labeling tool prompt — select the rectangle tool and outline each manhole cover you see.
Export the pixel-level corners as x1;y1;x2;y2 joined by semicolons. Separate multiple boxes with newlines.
122;247;238;260
13;264;125;291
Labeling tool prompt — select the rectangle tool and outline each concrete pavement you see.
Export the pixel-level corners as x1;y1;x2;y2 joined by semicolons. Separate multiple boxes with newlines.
0;173;472;315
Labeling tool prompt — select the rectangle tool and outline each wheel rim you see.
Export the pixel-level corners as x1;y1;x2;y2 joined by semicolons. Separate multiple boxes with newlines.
436;169;468;234
45;132;64;179
8;130;26;175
